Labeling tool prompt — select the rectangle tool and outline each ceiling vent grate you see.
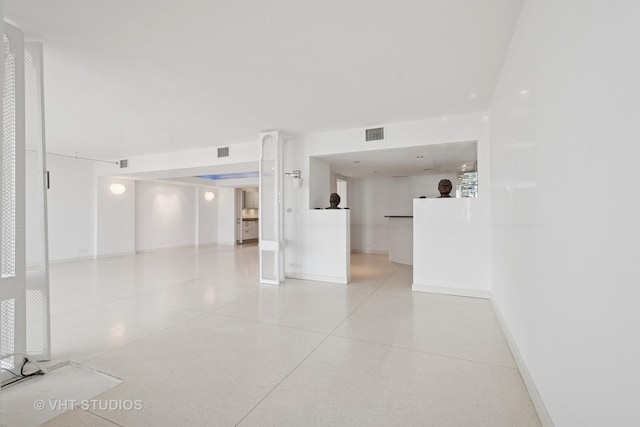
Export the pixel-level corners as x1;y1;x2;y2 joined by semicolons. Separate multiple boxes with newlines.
217;147;230;158
365;127;384;142
119;159;128;168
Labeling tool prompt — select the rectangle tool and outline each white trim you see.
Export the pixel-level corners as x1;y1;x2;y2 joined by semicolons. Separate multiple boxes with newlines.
96;251;136;259
48;255;95;264
491;299;554;427
135;244;197;254
351;249;388;255
411;284;491;299
286;272;350;285
196;242;219;248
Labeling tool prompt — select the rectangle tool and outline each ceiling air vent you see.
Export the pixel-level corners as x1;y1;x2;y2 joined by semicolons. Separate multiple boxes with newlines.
119;159;128;168
365;127;384;142
217;147;230;158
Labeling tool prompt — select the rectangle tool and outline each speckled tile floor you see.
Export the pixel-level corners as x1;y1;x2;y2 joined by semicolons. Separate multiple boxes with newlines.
31;245;539;426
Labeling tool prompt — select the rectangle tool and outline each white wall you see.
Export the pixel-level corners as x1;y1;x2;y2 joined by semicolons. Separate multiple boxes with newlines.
135;181;197;252
97;177;135;257
284;113;490;284
216;187;236;245
285;210;350;284
489;1;640;425
350;174;457;253
95;140;259;177
197;187;218;245
413;198;490;296
46;155;96;262
308;157;331;209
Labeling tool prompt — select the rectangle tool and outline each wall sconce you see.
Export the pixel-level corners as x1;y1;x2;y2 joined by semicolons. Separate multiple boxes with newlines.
285;170;303;188
204;191;215;201
110;183;126;195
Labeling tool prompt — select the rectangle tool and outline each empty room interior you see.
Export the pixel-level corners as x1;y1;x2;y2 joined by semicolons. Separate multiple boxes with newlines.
1;0;638;426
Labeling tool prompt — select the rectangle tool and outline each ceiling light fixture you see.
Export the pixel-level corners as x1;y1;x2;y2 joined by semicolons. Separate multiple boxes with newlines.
353;160;361;164
110;183;126;195
416;155;424;159
204;191;215;201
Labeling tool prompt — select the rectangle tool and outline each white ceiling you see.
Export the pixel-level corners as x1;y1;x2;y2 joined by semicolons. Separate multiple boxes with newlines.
5;0;522;159
316;141;477;178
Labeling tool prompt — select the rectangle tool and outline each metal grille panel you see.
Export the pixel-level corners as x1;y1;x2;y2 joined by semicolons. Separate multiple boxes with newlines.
24;42;51;360
1;299;16;370
25;50;45;270
2;35;17;279
365;127;384;142
26;289;44;354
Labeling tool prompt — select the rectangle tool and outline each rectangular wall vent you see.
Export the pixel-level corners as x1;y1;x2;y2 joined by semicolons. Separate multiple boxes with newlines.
365;127;384;142
217;147;230;158
119;159;128;168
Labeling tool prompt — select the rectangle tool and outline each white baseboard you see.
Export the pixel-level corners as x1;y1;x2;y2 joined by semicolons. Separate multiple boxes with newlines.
351;249;388;255
491;299;554;427
196;242;219;247
411;283;491;299
285;272;350;285
135;244;197;254
49;255;95;264
96;251;136;259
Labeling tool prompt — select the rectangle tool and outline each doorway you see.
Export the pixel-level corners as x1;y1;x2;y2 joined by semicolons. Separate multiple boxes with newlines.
336;176;348;208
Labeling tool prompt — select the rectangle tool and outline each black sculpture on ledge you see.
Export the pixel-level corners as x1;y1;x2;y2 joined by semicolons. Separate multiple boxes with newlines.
438;179;453;198
326;192;341;209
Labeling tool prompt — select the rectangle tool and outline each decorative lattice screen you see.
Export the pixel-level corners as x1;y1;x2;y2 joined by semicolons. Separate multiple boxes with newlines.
1;23;49;378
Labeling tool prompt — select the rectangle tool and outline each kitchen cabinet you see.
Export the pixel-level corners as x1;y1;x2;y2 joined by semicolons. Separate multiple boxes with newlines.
242;220;259;240
243;191;259;209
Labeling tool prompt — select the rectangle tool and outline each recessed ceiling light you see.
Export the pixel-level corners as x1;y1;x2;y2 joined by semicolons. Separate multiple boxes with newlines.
416;155;424;159
469;93;477;99
353;160;360;164
520;89;529;96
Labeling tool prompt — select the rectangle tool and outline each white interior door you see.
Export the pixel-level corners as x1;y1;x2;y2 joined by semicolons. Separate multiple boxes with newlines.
258;131;283;284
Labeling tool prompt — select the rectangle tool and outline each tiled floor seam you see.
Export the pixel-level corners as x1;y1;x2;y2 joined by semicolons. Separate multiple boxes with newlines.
233;333;331;426
372;290;491;304
205;311;330;336
51;295;205;320
233;264;400;426
50;297;121;319
81;312;209;365
86;410;123;426
329;334;519;371
54;284;261;319
122;289;262;314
